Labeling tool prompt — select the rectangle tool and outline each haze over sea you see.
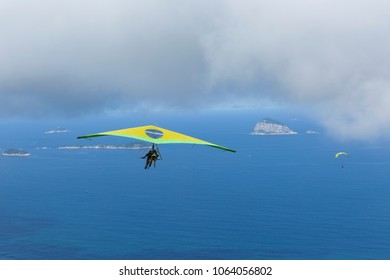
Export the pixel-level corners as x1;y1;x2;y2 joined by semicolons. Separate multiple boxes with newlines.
1;112;390;260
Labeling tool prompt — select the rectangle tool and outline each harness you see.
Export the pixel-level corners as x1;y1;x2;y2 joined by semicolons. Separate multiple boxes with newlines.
139;143;162;160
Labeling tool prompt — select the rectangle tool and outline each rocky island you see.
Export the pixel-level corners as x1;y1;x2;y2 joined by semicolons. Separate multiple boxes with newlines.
45;128;70;134
58;142;151;150
2;149;31;157
251;118;298;135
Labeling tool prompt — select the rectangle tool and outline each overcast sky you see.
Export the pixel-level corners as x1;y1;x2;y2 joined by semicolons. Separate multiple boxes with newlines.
1;0;390;139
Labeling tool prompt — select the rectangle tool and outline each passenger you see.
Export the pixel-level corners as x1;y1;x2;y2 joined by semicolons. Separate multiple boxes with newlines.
142;147;159;169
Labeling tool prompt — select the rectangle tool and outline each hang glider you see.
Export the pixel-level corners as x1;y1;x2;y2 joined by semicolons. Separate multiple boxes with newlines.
77;125;236;153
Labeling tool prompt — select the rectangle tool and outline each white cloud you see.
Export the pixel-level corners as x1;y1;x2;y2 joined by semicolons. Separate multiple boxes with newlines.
200;0;390;138
1;0;390;139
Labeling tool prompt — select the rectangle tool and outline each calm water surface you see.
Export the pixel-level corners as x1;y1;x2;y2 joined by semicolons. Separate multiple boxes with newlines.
1;119;390;259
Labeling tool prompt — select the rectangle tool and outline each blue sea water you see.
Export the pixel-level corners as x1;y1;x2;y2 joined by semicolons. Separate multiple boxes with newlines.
1;114;390;260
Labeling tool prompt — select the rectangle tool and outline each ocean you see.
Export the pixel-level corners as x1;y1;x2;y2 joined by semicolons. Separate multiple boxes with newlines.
1;114;390;260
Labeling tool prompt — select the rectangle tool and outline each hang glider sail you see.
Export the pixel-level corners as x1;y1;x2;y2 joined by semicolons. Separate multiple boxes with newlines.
77;125;236;153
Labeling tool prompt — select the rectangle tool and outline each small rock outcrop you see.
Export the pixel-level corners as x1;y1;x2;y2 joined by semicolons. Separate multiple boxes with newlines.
251;118;297;135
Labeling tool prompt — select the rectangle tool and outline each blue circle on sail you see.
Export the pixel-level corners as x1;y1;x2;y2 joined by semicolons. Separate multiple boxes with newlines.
145;129;164;139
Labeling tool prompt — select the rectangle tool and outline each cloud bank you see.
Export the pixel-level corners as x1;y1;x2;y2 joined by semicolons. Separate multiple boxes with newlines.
1;0;390;139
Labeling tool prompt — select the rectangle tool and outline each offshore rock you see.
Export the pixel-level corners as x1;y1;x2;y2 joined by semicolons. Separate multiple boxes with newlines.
2;149;31;157
251;118;298;135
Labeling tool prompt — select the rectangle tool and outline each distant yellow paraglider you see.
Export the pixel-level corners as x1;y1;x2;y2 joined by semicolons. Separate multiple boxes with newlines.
335;152;350;159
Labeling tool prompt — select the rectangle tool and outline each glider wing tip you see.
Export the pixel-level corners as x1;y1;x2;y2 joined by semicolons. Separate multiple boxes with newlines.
77;133;106;139
222;146;236;153
208;144;236;153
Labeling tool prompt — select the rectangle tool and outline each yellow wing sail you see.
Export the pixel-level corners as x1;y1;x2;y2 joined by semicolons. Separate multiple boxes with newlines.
78;125;236;152
335;152;350;159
